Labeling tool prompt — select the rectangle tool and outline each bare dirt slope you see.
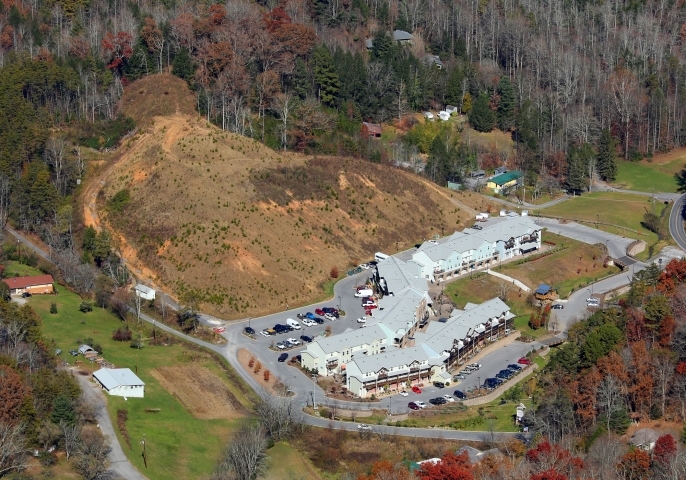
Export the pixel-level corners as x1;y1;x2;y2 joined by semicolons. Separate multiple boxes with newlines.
85;74;481;319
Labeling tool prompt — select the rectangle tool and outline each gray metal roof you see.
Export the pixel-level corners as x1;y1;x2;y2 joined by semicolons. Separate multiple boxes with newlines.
135;284;155;295
376;256;427;293
393;30;413;41
93;368;145;390
312;325;386;354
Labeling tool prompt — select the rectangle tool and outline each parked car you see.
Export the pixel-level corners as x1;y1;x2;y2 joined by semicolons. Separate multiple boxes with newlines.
496;371;511;380
552;304;564;310
276;342;287;350
324;313;337;321
69;350;79;356
518;357;532;365
433;381;445;388
300;335;313;343
508;364;522;371
472;224;483;230
313;317;325;325
429;397;446;406
357;424;372;430
453;390;466;400
361;299;376;307
244;326;255;335
415;401;427;409
213;326;226;333
469;363;482;369
297;313;306;320
260;330;270;337
278;353;288;362
21;292;32;298
286;338;301;346
408;402;420;410
322;307;339;316
357;317;367;323
458;370;470;375
443;394;455;402
305;312;317;320
454;374;466;380
412;385;422;394
55;349;62;356
302;319;315;327
398;391;408;396
315;308;325;316
364;304;378;310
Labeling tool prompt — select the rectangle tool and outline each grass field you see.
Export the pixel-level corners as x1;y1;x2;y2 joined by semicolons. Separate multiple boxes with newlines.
538;192;673;260
30;282;317;479
263;442;321;480
613;161;677;193
499;233;620;298
3;260;45;277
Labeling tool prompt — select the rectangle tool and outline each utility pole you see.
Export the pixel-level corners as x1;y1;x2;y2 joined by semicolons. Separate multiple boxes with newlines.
140;435;147;468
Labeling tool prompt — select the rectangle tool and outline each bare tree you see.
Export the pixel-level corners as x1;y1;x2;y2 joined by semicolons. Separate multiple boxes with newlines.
271;93;295;151
253;390;300;441
60;421;81;460
586;433;624;480
132;290;143;326
44;137;71;195
597;374;624;432
73;427;111;480
653;351;675;419
212;423;267;480
110;287;130;321
0;422;28;477
494;280;513;302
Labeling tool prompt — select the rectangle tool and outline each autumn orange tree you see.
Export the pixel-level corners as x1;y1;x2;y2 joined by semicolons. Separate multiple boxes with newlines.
416;451;473;480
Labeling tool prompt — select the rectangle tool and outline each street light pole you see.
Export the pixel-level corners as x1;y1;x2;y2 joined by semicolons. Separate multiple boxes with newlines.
337;295;341;311
312;374;317;409
248;317;252;329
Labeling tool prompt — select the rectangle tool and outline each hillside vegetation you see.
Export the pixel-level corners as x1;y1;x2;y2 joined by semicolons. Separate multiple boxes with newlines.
92;75;472;318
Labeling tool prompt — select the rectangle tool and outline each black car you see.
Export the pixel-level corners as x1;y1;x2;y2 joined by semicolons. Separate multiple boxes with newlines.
497;369;513;379
472;224;483;230
433;381;445;389
300;335;313;343
429;397;447;405
322;308;339;317
278;353;289;362
297;313;306;320
496;372;510;380
244;326;255;335
313;317;325;324
69;350;79;356
453;390;466;400
483;378;501;389
508;364;522;371
551;304;564;310
21;292;32;298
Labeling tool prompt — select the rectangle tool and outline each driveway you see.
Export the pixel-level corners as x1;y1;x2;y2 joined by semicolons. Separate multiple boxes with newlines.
534;217;636;259
73;371;148;480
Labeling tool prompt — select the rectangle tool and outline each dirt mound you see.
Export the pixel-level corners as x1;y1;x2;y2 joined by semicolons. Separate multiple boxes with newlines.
120;74;196;126
151;366;243;419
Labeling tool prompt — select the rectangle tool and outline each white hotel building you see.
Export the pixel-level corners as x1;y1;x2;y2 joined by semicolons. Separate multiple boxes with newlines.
300;216;539;398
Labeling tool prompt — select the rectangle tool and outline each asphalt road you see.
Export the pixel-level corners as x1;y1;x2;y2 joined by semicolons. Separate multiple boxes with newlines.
534;217;636;259
669;194;686;251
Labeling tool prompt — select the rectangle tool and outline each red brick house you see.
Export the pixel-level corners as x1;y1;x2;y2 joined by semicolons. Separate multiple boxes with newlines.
3;275;55;295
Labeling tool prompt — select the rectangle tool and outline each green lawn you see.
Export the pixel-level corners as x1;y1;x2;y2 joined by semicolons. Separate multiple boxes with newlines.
538;192;674;260
613;161;678;193
32;285;249;480
3;260;44;277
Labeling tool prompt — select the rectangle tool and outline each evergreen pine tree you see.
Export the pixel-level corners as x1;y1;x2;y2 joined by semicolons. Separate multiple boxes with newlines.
292;58;310;100
372;30;392;59
567;145;593;193
51;395;75;425
596;128;618;181
172;47;194;83
446;66;464;105
469;92;495;132
461;92;472;114
312;45;340;107
497;76;516;131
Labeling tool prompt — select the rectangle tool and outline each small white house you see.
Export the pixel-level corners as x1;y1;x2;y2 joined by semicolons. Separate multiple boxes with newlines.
438;111;450;121
135;284;156;301
93;368;145;398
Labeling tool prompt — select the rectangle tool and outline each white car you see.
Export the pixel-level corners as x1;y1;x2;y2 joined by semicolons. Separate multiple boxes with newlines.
459;370;470;375
443;395;455;402
357;317;367;323
260;330;270;337
358;263;370;269
398;391;408;396
286;338;301;346
324;313;336;321
454;374;466;380
357;424;372;430
428;240;438;245
415;401;427;409
586;297;598;303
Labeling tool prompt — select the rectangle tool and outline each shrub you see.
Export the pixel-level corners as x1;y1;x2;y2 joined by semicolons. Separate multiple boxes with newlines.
263;370;270;381
112;326;132;342
254;361;262;374
79;301;93;313
330;266;339;279
50;303;57;314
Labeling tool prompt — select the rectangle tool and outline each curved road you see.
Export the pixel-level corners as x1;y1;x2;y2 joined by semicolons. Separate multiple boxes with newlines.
668;194;686;251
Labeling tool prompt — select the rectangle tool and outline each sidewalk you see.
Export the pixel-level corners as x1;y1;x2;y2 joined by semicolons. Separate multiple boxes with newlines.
486;269;531;293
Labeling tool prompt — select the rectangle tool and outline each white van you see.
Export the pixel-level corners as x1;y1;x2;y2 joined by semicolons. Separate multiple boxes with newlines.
355;288;374;298
374;252;389;263
286;318;301;330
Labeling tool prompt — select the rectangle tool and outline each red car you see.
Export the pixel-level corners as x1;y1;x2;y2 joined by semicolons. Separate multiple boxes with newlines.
315;308;325;316
518;357;532;365
363;303;378;310
411;386;422;394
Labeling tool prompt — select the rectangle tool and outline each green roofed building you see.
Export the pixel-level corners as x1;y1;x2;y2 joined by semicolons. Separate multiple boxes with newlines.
486;170;523;193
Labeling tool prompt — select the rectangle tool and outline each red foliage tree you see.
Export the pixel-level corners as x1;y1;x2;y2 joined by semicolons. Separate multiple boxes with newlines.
0;365;30;425
531;469;568;480
658;258;686;295
263;7;292;33
417;451;473;480
526;441;584;477
617;449;650;480
357;460;413;480
652;434;677;467
102;31;133;72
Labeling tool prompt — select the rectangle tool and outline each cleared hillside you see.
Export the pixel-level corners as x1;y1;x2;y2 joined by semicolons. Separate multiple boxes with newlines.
89;75;479;319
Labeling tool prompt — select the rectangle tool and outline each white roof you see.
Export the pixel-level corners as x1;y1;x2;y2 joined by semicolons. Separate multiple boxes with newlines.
78;344;94;353
135;284;155;294
93;368;145;389
310;325;386;355
376;256;427;293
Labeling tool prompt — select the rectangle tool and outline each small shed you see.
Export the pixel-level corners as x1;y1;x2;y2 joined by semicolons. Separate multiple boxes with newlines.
93;368;145;398
365;38;373;49
438;111;450;121
393;30;413;43
445;105;458;114
3;275;54;295
534;284;558;301
78;344;96;355
361;122;382;138
135;284;155;301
